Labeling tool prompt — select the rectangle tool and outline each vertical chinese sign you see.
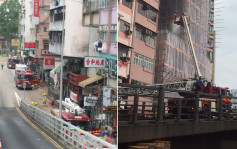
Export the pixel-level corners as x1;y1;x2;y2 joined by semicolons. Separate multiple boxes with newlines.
34;0;39;17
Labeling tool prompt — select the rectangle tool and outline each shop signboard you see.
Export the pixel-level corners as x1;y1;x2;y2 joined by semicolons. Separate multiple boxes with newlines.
11;39;20;47
84;56;105;68
84;96;97;106
70;91;78;102
24;42;35;51
43;58;55;69
103;87;111;107
34;0;39;17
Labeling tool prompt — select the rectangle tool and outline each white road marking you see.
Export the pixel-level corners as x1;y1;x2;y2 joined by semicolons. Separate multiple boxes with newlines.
15;92;21;106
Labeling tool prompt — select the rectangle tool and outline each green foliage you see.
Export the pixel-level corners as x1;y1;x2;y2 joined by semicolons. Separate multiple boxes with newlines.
0;0;21;41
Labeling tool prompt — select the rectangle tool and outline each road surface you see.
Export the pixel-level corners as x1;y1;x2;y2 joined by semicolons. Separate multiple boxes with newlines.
0;56;57;149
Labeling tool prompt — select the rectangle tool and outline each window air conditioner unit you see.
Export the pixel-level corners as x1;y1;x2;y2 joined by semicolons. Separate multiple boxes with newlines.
141;29;146;34
125;30;132;35
143;4;151;10
146;30;153;35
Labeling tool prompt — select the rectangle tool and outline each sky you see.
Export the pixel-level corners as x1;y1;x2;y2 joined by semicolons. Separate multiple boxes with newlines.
215;0;237;90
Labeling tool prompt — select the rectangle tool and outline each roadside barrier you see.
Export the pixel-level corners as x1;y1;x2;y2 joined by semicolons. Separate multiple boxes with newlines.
20;99;117;149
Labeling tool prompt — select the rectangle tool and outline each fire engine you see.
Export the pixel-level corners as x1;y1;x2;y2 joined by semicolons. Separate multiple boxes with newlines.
164;13;232;116
51;98;101;136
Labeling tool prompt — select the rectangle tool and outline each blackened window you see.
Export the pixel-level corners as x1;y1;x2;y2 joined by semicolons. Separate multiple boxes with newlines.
119;20;130;33
147;9;157;22
138;2;146;16
122;0;132;9
44;27;47;32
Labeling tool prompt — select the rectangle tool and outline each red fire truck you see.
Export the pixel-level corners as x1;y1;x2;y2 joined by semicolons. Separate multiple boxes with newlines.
7;57;20;69
15;72;38;89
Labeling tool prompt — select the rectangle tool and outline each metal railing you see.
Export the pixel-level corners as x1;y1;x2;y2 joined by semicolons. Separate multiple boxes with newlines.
118;84;234;124
20;99;117;149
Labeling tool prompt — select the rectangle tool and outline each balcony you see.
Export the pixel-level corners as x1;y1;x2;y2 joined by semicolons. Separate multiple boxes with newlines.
41;49;57;56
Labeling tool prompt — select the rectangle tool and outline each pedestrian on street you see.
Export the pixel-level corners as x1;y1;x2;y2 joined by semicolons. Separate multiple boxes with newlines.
1;62;4;70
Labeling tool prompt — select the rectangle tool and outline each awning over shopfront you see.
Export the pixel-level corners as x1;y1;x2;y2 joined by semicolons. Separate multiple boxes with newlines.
50;63;61;78
78;75;103;88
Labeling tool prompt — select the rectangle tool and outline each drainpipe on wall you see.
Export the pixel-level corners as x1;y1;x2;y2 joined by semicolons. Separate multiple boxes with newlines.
127;0;136;82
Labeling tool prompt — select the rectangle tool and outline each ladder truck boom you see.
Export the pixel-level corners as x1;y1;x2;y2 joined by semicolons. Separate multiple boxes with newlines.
173;13;202;78
181;15;202;78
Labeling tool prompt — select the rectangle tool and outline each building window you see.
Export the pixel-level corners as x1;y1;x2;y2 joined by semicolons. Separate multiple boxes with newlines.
208;25;213;32
112;0;117;7
111;32;117;42
109;59;116;78
138;55;143;66
146;35;155;47
208;38;213;47
209;12;214;21
122;0;132;9
133;53;143;67
147;9;157;22
43;40;49;50
99;31;107;40
137;1;157;23
144;57;153;70
49;31;62;43
41;9;47;16
44;27;47;32
99;0;109;8
119;20;130;33
36;41;39;49
91;0;99;11
133;53;138;66
36;25;39;33
136;28;144;41
138;2;146;16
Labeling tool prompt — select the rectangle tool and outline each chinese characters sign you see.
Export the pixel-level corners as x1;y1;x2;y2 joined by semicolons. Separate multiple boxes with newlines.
34;0;39;17
84;57;105;68
24;42;35;51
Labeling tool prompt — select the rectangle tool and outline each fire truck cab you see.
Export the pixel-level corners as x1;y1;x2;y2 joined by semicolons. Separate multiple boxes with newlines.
7;57;20;69
15;72;36;89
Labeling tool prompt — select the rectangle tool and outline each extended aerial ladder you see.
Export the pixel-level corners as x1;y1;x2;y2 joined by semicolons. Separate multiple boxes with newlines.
174;13;202;78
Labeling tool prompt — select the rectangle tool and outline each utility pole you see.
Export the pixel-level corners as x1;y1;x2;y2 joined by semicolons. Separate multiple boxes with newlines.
59;1;66;119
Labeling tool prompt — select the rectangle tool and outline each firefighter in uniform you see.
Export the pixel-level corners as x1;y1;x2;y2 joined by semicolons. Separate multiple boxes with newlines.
42;93;47;107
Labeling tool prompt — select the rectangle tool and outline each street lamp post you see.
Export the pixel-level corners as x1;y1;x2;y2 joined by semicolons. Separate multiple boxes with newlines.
59;2;66;119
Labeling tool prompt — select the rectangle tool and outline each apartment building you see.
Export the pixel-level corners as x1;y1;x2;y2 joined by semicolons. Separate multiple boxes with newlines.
118;0;160;85
155;0;212;83
208;0;216;84
18;0;38;59
82;0;117;129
